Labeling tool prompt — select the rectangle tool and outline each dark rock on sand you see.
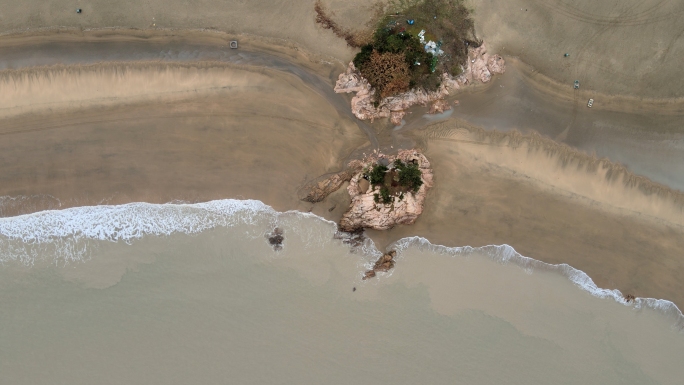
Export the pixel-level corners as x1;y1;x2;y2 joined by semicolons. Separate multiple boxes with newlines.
333;228;366;249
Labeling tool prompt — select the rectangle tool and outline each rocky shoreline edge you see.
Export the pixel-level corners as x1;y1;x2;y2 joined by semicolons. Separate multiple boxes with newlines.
334;43;505;125
302;149;433;279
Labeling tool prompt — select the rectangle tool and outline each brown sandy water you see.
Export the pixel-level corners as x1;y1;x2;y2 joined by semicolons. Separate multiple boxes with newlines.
1;208;682;384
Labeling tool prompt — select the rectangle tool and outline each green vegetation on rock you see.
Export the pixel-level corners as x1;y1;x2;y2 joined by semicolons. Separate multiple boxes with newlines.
394;159;423;192
368;163;389;185
351;0;480;101
364;158;424;205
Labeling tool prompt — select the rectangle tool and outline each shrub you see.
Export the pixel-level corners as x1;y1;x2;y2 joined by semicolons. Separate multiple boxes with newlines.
394;159;423;192
368;163;389;185
379;186;392;204
353;45;374;69
359;51;411;100
393;0;481;75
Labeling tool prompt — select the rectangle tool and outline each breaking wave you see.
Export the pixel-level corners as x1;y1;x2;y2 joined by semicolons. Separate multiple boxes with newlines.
0;198;681;328
0;199;277;265
392;236;684;330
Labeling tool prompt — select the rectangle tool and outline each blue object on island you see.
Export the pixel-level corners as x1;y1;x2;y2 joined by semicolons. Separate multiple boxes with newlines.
76;8;82;13
407;19;415;25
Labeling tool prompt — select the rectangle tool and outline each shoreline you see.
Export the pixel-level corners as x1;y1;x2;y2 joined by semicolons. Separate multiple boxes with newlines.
1;197;682;328
2;28;684;310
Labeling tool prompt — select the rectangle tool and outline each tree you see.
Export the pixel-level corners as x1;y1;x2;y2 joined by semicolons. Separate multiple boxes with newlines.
394;159;423;192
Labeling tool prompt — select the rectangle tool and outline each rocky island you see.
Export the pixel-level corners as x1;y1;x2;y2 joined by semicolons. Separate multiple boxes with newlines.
303;149;433;232
339;149;433;232
334;43;505;125
318;0;505;125
302;149;433;279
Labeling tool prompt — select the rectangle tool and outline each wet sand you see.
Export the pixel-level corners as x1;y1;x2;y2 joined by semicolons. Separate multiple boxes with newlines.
1;1;684;312
0;32;367;217
470;0;684;98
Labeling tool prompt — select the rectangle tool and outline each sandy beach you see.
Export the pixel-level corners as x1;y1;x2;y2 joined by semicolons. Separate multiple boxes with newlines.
2;25;683;308
2;1;684;382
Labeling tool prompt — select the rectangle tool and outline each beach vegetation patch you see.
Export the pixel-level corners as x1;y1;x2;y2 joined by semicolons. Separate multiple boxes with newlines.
388;0;481;75
379;186;392;204
368;163;389;185
319;0;481;100
394;159;423;192
365;158;424;205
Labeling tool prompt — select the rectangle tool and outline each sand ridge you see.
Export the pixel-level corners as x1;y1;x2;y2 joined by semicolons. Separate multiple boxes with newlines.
422;122;684;228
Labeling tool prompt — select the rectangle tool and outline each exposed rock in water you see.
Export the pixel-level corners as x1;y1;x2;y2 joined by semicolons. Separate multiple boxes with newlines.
333;228;366;249
339;149;433;232
390;110;406;125
266;227;284;251
334;42;505;125
363;250;397;280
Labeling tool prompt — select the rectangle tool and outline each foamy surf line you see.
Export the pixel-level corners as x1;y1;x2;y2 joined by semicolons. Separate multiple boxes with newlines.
0;199;315;265
392;236;684;329
1;199;681;327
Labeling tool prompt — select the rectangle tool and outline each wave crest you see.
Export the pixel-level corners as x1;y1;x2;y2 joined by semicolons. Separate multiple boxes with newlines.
1;199;681;329
392;236;684;330
0;199;274;265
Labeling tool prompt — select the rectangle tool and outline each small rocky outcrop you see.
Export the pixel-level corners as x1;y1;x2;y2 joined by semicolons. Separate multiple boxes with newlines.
339;149;433;232
334;42;505;124
363;250;396;280
429;99;451;114
465;43;506;84
299;169;356;203
266;228;284;251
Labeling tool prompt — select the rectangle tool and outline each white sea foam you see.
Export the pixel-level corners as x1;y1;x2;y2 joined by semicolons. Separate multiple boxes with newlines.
392;236;684;329
1;199;682;328
0;199;282;265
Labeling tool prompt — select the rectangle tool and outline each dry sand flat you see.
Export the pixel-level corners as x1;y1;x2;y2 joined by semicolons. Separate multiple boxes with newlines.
469;0;684;98
0;0;373;62
401;58;684;191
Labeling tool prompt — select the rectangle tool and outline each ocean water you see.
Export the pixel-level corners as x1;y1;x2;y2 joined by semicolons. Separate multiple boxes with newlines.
1;200;683;384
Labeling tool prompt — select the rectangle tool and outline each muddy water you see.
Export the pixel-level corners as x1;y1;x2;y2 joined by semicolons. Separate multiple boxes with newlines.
1;204;682;384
